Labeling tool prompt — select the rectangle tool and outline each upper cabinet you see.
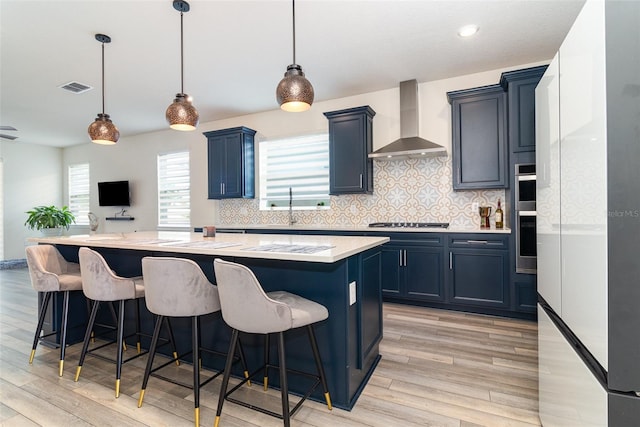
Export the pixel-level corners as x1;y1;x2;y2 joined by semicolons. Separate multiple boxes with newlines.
204;126;256;199
324;106;375;195
447;85;508;190
500;66;548;154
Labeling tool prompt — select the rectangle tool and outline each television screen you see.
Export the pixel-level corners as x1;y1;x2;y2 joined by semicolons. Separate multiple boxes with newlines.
98;180;130;206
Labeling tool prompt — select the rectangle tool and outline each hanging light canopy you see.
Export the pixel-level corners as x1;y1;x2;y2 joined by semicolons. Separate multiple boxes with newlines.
276;0;314;112
166;0;199;131
88;34;120;145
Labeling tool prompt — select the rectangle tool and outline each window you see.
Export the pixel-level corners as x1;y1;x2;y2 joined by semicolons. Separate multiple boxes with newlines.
259;134;330;209
68;163;90;225
157;151;190;228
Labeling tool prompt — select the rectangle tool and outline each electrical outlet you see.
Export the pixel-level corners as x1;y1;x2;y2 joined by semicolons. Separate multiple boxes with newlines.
349;281;357;305
471;202;479;214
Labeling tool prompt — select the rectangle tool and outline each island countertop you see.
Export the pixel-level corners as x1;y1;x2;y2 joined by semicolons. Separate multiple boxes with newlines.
28;231;390;264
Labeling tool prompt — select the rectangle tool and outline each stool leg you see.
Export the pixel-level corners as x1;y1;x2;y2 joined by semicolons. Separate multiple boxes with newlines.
277;332;290;427
115;299;126;398
263;334;270;390
138;314;163;408
307;325;332;410
192;316;200;427
135;298;142;354
75;300;100;382
30;291;52;364
214;328;239;427
58;291;71;376
236;337;251;386
164;317;180;366
108;302;126;352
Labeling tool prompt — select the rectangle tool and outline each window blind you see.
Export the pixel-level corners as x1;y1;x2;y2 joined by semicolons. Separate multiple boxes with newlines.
259;134;330;208
68;163;90;225
158;151;190;227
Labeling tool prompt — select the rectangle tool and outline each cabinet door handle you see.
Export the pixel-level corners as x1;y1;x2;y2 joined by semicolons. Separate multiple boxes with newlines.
403;250;407;266
359;174;363;189
222;183;226;195
449;252;453;270
467;240;488;244
399;251;403;267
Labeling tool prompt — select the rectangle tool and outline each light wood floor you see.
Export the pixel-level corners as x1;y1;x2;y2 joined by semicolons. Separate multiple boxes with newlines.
0;268;540;426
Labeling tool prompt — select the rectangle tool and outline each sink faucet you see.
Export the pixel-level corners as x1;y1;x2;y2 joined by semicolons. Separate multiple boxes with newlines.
289;187;297;226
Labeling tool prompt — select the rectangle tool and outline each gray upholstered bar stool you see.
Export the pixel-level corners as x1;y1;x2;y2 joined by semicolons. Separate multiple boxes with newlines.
25;244;84;377
138;257;250;427
213;258;332;427
75;247;149;398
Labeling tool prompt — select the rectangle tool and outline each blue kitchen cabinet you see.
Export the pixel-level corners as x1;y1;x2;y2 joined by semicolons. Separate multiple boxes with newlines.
500;66;548;154
380;233;445;302
447;235;509;309
324;106;375;195
204;126;256;199
447;85;508;190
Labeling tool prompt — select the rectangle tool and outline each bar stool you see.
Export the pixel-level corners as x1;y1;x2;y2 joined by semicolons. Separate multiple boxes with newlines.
138;257;250;427
75;247;153;398
25;244;84;377
213;258;332;427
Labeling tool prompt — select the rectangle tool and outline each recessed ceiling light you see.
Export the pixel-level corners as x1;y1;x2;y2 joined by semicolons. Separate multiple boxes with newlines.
458;24;479;38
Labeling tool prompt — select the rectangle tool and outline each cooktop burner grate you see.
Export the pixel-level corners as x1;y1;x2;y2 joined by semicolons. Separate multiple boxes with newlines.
368;222;450;228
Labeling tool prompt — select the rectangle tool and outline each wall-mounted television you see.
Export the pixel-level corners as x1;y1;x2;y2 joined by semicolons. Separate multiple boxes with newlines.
98;180;131;206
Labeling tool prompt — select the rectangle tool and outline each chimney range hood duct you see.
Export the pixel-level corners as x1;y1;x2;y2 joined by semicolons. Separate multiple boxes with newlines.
369;79;447;161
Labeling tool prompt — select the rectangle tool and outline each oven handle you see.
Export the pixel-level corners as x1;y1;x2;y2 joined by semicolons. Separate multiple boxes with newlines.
517;211;537;217
517;175;537;181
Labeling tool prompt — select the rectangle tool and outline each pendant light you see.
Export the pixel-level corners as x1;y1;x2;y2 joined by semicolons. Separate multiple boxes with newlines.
88;34;120;145
276;0;314;112
166;0;199;131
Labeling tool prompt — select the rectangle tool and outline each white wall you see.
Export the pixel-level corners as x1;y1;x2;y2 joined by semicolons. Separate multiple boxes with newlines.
3;60;547;259
2;141;62;259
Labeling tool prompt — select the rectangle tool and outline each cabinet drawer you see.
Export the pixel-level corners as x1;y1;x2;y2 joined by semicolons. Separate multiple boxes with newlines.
381;232;444;247
448;234;508;249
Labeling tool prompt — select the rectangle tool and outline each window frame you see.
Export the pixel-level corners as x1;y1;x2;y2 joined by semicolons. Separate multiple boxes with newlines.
68;163;90;226
157;150;191;229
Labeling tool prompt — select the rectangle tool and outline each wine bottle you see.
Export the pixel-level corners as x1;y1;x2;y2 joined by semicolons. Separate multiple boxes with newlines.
495;198;504;229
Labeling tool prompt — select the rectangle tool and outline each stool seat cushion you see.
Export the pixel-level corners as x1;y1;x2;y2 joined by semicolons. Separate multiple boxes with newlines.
79;247;144;301
267;291;328;329
25;245;84;293
141;257;220;317
214;259;329;334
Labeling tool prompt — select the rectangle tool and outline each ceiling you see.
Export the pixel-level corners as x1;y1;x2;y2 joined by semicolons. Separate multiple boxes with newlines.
0;0;584;148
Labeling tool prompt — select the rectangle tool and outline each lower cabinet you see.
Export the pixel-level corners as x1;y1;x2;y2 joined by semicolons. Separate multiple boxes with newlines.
447;234;510;309
381;241;445;302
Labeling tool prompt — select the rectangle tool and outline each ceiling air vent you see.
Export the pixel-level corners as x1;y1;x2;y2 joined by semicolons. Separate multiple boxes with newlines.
58;81;93;94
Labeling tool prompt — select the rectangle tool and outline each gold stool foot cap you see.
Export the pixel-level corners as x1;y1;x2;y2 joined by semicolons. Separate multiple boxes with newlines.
173;351;180;366
214;415;221;427
29;349;36;364
115;379;120;398
263;376;268;391
244;370;251;387
194;407;200;427
324;392;333;410
59;360;64;377
137;389;145;407
74;366;82;382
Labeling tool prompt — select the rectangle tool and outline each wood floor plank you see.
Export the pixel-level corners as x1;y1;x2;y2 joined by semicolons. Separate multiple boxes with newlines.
1;268;541;426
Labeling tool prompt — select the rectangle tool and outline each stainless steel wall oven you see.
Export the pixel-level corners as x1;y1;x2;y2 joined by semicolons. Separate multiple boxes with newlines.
515;163;536;273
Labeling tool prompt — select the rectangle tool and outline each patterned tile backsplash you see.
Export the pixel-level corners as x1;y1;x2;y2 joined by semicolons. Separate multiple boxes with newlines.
218;156;505;227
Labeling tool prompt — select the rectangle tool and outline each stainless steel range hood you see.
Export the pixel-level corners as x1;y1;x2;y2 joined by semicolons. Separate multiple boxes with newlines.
369;79;447;160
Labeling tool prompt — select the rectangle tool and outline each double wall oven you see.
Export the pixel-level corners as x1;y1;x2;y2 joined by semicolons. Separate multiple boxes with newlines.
515;163;536;273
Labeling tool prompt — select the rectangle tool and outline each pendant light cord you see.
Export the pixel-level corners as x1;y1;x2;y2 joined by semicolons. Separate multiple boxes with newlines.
101;41;105;114
292;0;296;64
180;10;184;94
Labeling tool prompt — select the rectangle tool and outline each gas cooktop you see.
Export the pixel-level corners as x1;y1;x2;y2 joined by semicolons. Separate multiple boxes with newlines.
368;222;450;229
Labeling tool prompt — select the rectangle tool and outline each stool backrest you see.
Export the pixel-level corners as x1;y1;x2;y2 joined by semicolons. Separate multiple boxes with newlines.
141;257;220;317
25;244;71;292
213;258;292;334
78;247;138;301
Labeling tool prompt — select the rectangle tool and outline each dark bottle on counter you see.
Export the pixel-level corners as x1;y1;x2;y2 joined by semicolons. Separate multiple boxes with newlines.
495;198;504;229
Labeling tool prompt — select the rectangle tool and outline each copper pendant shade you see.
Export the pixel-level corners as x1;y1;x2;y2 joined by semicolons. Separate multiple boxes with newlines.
166;0;199;131
88;34;119;145
276;0;314;112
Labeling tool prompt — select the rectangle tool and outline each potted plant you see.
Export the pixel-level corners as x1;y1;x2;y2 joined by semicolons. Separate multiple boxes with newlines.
24;205;76;235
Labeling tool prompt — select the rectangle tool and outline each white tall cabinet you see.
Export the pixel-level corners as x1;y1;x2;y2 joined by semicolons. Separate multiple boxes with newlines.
536;0;640;425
